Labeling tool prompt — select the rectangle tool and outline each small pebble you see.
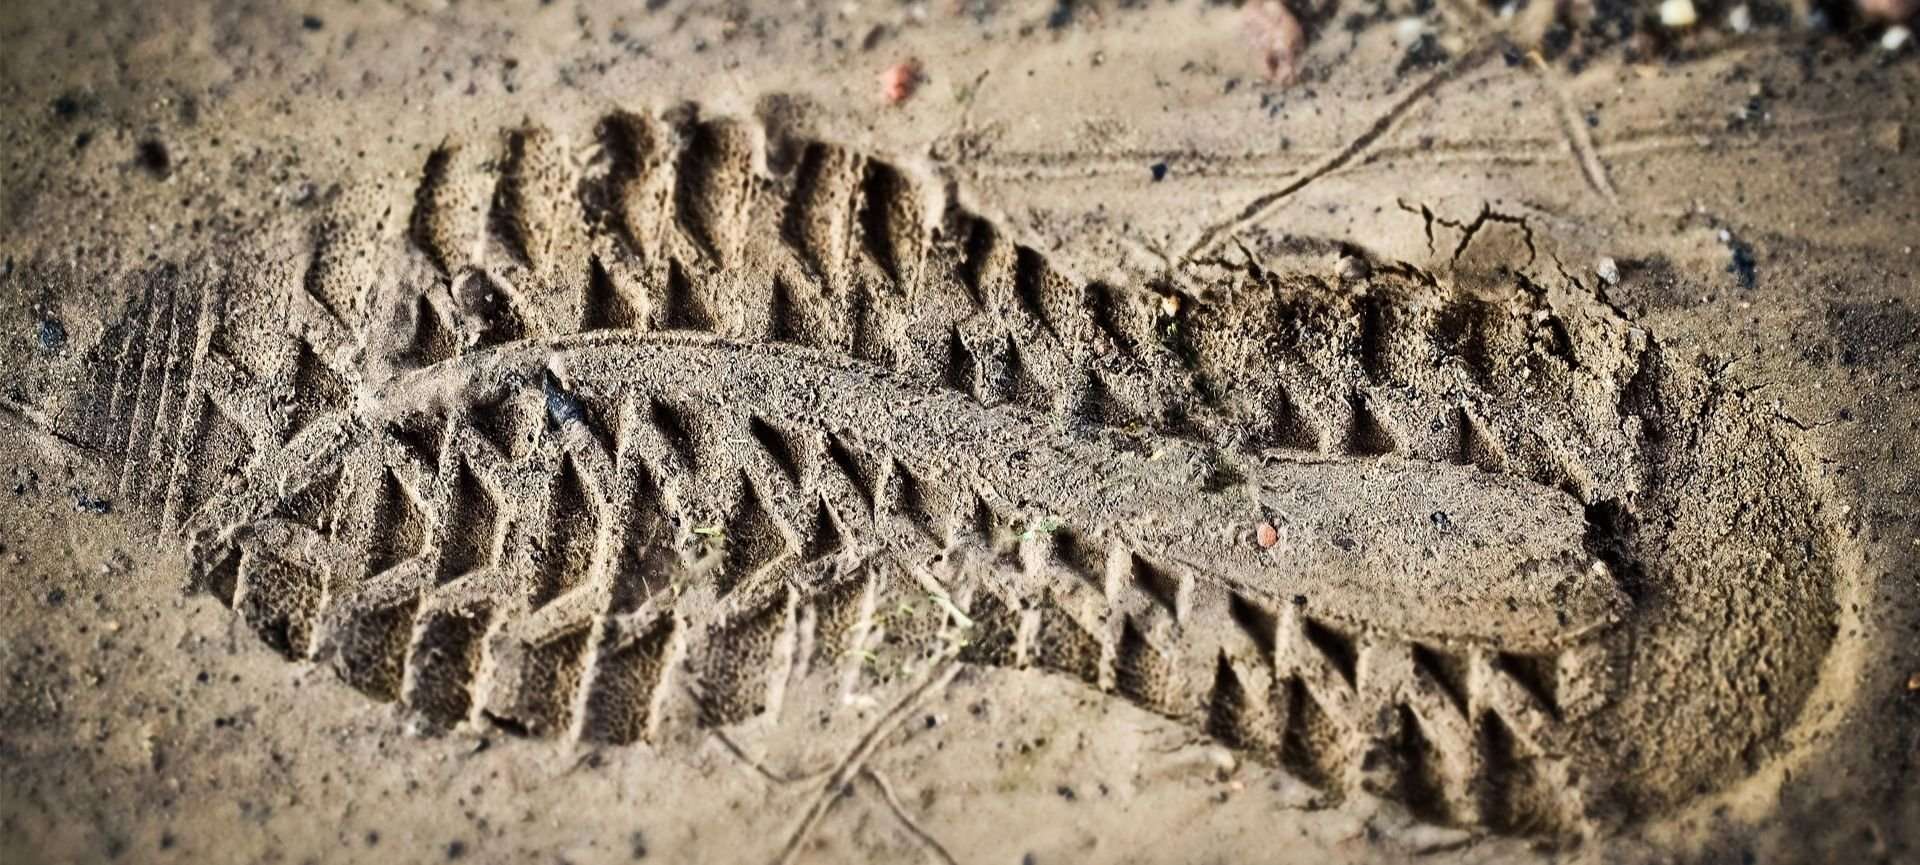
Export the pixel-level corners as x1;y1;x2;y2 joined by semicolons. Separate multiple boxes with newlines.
1334;254;1369;281
879;59;922;105
1243;1;1307;84
1860;0;1918;23
1596;257;1621;286
1660;0;1699;28
1883;25;1912;52
1728;4;1753;32
1256;521;1280;549
37;318;67;351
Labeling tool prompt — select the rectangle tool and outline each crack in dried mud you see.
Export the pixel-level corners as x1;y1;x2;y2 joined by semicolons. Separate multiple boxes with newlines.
1182;44;1500;262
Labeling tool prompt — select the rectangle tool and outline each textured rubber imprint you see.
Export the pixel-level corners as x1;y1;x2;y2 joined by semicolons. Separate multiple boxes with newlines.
12;104;1843;839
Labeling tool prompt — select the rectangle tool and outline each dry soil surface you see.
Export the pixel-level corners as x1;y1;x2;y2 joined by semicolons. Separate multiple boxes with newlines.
1;1;1917;864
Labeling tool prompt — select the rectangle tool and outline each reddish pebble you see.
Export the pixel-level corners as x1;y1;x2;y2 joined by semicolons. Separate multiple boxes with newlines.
1242;1;1307;85
880;59;922;105
1860;0;1917;21
1255;521;1280;549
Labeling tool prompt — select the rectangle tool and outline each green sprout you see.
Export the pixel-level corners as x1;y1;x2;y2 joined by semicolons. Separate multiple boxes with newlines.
928;589;975;630
1021;515;1064;542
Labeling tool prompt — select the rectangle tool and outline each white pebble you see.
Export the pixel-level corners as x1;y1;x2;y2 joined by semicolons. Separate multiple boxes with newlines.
1884;26;1912;52
1660;0;1699;28
1596;257;1621;286
1728;4;1752;33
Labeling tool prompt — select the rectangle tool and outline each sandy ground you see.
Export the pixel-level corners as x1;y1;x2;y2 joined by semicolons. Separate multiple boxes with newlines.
2;1;1918;863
